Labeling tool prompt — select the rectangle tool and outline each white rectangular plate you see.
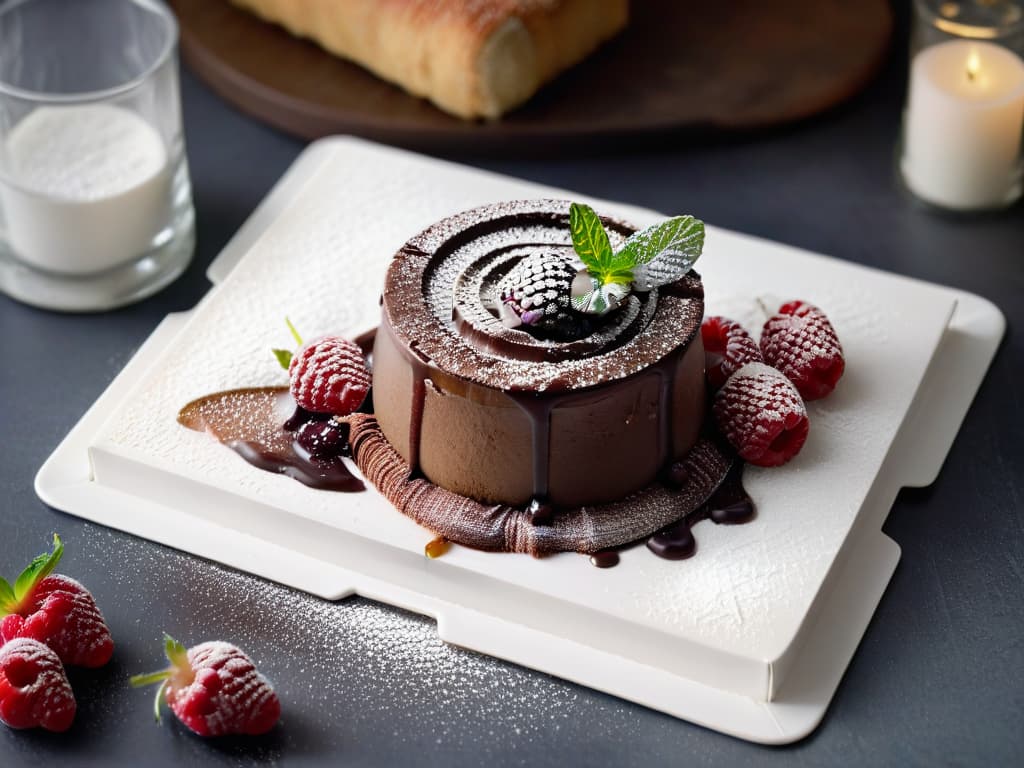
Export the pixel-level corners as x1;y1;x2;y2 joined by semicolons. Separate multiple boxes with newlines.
36;138;1004;744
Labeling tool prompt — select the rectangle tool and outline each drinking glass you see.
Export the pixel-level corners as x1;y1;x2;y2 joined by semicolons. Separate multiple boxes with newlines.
0;0;195;311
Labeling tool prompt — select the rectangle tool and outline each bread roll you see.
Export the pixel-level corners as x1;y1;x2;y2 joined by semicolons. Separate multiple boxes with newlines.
228;0;629;118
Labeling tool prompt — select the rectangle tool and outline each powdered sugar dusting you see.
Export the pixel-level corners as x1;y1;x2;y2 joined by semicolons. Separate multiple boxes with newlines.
80;527;621;753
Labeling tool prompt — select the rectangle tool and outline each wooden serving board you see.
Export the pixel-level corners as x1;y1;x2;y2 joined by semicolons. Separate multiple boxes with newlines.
171;0;892;152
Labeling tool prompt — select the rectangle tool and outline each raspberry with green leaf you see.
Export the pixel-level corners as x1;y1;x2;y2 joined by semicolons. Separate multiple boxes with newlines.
131;635;281;737
272;318;371;416
0;534;114;669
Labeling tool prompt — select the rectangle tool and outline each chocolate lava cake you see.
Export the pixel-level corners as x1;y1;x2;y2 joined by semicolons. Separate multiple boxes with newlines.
372;199;707;509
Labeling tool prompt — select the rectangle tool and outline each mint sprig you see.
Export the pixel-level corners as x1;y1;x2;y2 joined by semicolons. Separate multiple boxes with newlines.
622;215;704;291
271;317;305;370
0;533;63;613
567;203;705;315
569;203;631;285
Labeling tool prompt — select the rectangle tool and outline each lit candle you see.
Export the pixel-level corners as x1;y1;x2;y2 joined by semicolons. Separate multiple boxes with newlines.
902;40;1024;210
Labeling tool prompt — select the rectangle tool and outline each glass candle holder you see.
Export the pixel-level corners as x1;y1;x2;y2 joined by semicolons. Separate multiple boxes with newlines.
901;0;1024;211
0;0;195;311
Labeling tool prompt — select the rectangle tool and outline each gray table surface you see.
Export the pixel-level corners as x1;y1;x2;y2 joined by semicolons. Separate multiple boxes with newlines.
2;11;1022;768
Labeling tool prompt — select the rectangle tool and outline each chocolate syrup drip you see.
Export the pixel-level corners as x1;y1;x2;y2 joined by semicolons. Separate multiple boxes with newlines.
589;550;620;568
405;339;433;478
649;347;686;470
353;328;377;356
408;373;426;478
708;463;755;524
526;498;555;526
590;462;755;567
660;460;690;488
646;521;697;560
509;393;558;504
283;405;327;432
229;440;364;492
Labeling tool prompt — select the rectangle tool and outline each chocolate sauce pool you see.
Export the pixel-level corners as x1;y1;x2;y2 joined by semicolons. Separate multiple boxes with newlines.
178;387;364;493
178;381;755;567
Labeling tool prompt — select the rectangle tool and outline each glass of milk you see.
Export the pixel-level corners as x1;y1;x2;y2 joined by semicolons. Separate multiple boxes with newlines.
0;0;195;311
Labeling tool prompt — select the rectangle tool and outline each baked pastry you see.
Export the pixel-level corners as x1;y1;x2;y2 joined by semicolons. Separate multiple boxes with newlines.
371;199;707;508
227;0;629;118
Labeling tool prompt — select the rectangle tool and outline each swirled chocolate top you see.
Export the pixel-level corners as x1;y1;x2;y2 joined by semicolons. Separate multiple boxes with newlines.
381;199;703;392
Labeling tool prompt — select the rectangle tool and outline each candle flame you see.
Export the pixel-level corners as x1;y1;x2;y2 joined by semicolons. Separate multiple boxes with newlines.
966;50;981;82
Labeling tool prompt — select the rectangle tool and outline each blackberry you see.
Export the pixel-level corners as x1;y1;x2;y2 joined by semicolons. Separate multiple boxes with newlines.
294;419;349;458
496;251;583;337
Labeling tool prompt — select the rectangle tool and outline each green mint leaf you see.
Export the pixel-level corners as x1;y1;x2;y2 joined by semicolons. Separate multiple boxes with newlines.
618;216;704;291
602;267;635;286
163;633;190;669
285;317;303;347
129;670;172;688
14;534;63;603
272;348;293;370
0;578;15;611
569;203;614;275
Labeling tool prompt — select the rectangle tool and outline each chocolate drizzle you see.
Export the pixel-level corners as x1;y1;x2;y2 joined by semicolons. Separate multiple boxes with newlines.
407;374;426;479
589;550;621;568
507;392;557;503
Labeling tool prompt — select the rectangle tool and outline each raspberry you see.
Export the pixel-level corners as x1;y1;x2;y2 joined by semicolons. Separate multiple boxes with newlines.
0;638;76;732
713;362;809;467
701;316;763;390
289;336;370;415
760;301;844;401
0;535;113;669
496;251;582;337
131;635;280;737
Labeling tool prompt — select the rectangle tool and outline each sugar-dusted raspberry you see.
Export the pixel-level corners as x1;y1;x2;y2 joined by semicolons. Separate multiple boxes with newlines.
289;336;370;416
701;316;763;391
713;362;809;467
0;638;76;732
131;636;280;737
496;251;582;337
760;301;844;401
